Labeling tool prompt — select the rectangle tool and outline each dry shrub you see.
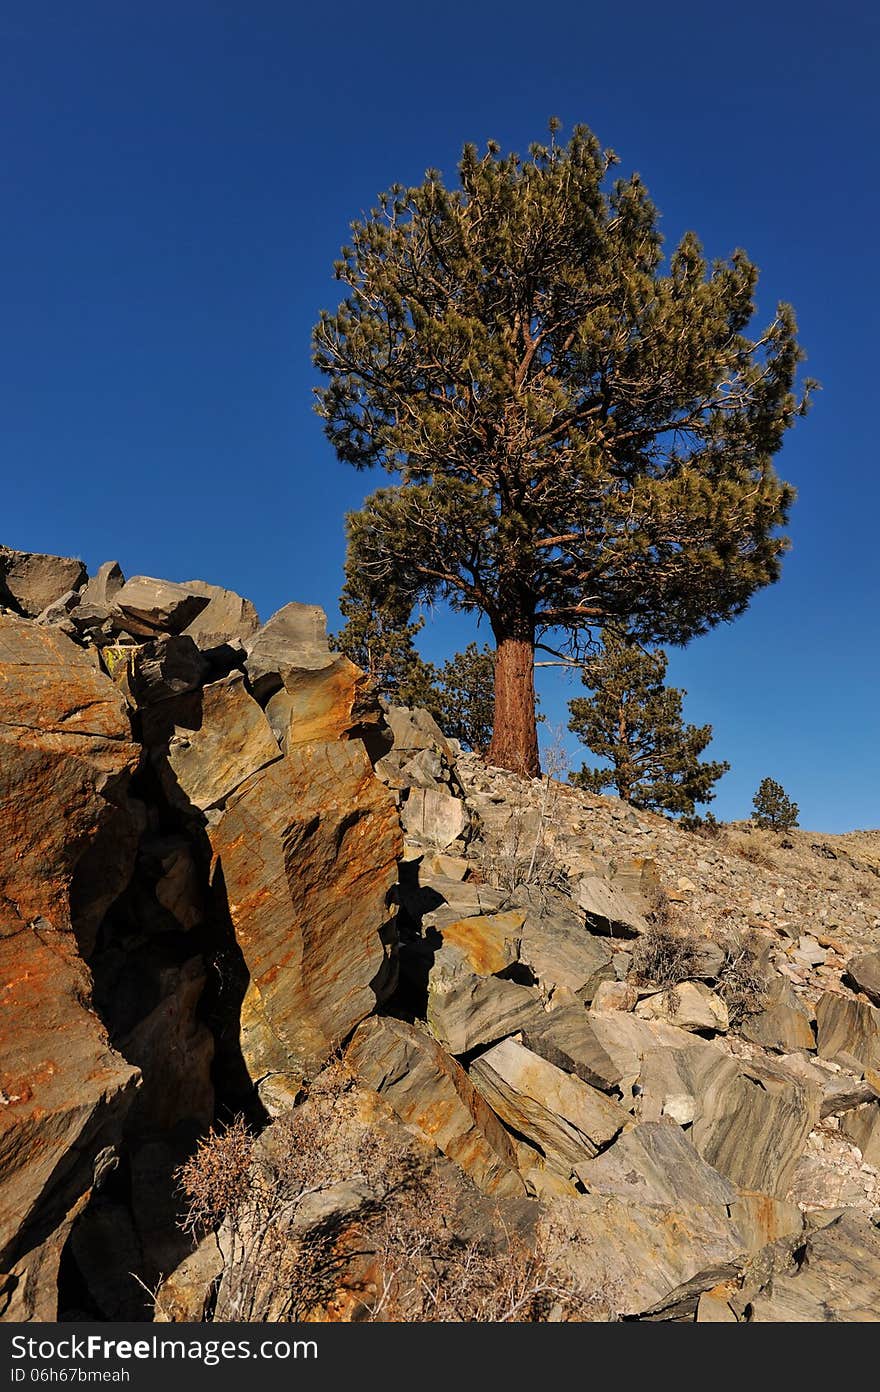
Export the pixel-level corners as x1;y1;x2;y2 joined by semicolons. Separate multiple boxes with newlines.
177;1059;614;1323
365;1205;613;1323
716;932;771;1027
631;921;702;990
479;804;568;899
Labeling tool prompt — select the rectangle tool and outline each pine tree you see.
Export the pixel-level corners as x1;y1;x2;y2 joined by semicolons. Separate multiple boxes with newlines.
332;583;440;713
314;122;814;778
752;777;799;831
434;642;496;753
568;632;729;814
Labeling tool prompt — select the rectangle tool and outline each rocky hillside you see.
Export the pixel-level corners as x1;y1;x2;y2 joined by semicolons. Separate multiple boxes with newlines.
1;544;879;1324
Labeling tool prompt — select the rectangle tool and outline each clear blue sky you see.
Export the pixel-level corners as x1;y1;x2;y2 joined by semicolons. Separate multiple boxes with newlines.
2;1;878;830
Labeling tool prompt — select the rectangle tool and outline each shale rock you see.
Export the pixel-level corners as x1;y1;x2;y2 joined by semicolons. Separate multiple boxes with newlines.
125;635;208;706
547;1195;745;1320
576;874;648;938
180;580;260;651
0;546;86;617
749;1211;880;1321
112;576;211;638
153;1235;223;1323
437;909;524;976
400;786;470;851
518;897;615;999
521;1006;624;1092
0;932;139;1297
575;1120;737;1208
347;1017;524;1196
635;981;729;1033
845;950;880;1005
243;602;333;700
816;991;880;1071
841;1101;880;1166
470;1037;628;1174
427;973;544;1055
143;670;281;813
741;983;815;1053
0;616;140;943
211;740;401;1083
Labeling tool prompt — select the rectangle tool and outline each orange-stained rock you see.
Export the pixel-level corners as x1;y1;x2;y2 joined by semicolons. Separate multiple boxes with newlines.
0;930;140;1285
265;654;380;751
210;740;402;1081
0;616;140;948
439;909;526;976
346;1016;525;1196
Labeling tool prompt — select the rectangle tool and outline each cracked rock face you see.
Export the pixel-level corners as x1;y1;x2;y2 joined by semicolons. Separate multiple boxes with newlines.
0;616;140;941
210;740;402;1086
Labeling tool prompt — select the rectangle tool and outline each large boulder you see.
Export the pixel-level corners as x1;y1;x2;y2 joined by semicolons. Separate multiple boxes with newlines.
635;981;730;1033
243;602;331;699
816;991;880;1071
210;740;401;1085
400;786;470;850
347;1017;525;1197
427;973;544;1056
845;951;880;1006
246;603;380;749
518;896;615;1000
521;1005;624;1092
180;580;260;651
437;909;525;976
0;546;86;617
0;616;140;945
112;576;212;638
640;1045;819;1197
547;1194;745;1320
741;978;815;1052
576;874;648;938
748;1211;880;1321
575;1120;737;1208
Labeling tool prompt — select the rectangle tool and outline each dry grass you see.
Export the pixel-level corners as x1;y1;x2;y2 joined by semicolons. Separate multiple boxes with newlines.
720;828;778;871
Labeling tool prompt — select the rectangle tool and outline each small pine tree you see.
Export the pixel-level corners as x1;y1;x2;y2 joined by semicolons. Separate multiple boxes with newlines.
568;632;729;815
332;584;440;714
752;777;799;831
434;642;495;753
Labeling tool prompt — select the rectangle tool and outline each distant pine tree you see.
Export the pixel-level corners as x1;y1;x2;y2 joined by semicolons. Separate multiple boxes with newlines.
435;642;496;753
332;584;440;714
568;632;729;815
752;777;799;831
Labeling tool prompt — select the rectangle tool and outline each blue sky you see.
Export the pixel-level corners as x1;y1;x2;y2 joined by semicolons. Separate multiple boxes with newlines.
2;1;878;830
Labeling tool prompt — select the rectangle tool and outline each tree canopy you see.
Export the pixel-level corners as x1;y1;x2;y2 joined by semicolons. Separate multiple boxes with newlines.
568;632;729;814
314;121;813;776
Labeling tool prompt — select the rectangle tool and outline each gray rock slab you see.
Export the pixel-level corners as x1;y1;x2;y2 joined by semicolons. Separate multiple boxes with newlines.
470;1037;628;1174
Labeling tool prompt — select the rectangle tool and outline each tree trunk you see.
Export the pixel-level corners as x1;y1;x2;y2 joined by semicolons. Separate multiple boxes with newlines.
487;634;540;777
